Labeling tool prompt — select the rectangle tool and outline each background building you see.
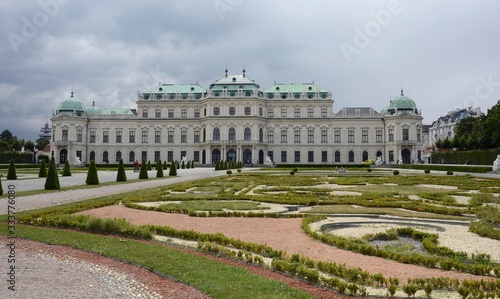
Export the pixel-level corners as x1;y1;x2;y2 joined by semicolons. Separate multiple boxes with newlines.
51;71;423;166
429;107;482;145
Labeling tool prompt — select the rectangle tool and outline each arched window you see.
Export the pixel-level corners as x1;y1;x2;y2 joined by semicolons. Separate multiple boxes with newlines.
259;128;263;142
89;151;95;162
243;148;252;164
212;149;221;163
244;128;251;140
213;107;220;115
116;151;122;162
227;149;236;161
129;151;135;162
348;151;354;162
244;107;251;115
213;128;220;141
228;128;236;140
259;107;263;116
362;151;368;162
229;107;235;115
335;151;341;162
103;151;109;163
203;128;206;142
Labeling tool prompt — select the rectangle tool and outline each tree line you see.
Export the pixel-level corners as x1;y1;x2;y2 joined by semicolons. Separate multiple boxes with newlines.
0;129;50;152
435;101;500;150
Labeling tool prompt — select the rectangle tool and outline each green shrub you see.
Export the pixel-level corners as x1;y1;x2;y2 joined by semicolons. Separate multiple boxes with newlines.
393;170;399;175
62;160;72;176
226;170;232;175
191;160;194;168
156;160;164;178
116;159;127;182
181;160;185;169
139;160;148;179
44;157;60;190
424;169;430;174
237;168;241;173
169;160;177;176
147;160;152;170
367;168;372;172
186;160;191;169
0;175;3;196
6;160;17;180
290;170;295;175
85;160;99;185
447;170;454;175
163;160;167;170
38;159;47;177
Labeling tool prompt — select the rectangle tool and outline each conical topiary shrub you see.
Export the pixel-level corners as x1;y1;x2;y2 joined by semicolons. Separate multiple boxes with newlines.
147;160;152;171
176;160;180;169
181;160;185;169
44;157;60;190
169;160;177;176
0;175;3;196
215;160;220;170
7;160;17;180
191;160;194;168
38;159;47;178
139;160;148;179
116;158;127;182
85;160;99;185
62;160;72;176
163;160;167;170
156;160;164;177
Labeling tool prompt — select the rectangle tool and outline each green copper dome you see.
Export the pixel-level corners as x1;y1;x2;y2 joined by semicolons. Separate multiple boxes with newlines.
384;89;418;114
57;92;85;116
85;101;101;115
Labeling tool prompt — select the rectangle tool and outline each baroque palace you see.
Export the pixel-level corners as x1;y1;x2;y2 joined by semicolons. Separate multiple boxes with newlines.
51;70;423;166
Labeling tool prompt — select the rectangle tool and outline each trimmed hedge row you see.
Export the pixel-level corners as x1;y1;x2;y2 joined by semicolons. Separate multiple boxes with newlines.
431;148;500;165
0;152;34;164
275;164;369;169
399;164;492;173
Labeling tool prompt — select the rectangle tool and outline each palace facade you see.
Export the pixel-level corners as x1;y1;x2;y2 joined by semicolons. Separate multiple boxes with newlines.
50;71;424;166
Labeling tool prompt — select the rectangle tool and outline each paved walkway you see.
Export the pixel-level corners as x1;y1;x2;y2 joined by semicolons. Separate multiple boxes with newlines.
0;167;230;214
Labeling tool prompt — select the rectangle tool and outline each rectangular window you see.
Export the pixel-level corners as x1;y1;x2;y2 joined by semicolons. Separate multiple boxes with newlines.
76;150;82;161
281;150;287;162
308;151;314;162
62;129;68;141
281;108;287;117
321;108;327;117
417;129;421;142
116;131;122;143
90;131;96;143
348;130;354;143
281;130;287;143
268;108;274;118
321;130;327;143
335;151;341;162
154;151;160;162
181;151;186;160
294;151;301;162
155;131;161;143
194;151;200;162
194;109;200;118
389;150;394;162
194;131;200;143
376;130;382;143
403;128;409;141
142;110;148;118
294;108;300;117
168;109;174;118
267;131;274;143
103;131;109;143
141;151;147;161
268;151;273;162
308;108;314;117
181;131;187;143
334;130;341;143
142;131;148;143
389;129;394;141
168;131;174;143
322;151;327;163
76;130;82;142
181;109;187;118
294;130;301;143
129;131;135;143
308;130;314;143
167;151;173;162
362;130;368;143
155;109;161;118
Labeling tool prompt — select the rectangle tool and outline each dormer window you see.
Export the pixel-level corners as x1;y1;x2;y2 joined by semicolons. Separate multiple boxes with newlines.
159;87;163;91
232;77;236;82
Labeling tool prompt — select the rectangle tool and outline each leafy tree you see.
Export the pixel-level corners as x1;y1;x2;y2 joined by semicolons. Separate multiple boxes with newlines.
156;160;164;177
116;158;127;182
7;160;17;180
38;159;47;177
0;130;13;142
24;140;35;152
85;160;99;185
169;160;177;176
44;157;60;190
0;140;8;151
35;137;50;150
139;160;148;179
442;137;451;149
62;160;72;176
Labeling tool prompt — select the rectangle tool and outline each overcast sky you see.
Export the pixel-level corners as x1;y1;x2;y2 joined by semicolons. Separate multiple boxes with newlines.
1;0;499;141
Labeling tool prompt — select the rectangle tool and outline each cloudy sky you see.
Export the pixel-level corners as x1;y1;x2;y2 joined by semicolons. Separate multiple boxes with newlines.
1;0;499;141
